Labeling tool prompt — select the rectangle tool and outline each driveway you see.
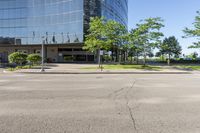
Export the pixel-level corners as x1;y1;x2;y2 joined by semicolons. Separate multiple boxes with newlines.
0;73;200;133
46;63;97;71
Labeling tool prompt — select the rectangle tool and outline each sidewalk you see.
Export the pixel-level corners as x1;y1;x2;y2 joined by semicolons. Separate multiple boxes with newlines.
10;63;192;74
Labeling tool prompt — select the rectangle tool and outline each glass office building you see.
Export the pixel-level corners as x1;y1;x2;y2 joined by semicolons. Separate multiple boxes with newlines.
101;0;128;27
0;0;83;45
0;0;128;62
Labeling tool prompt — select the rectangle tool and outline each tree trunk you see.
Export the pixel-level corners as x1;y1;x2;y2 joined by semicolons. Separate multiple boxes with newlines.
136;53;139;65
116;49;119;63
97;49;101;68
168;54;171;66
131;55;133;64
119;50;121;64
162;54;164;61
122;51;125;63
111;47;114;62
125;50;128;62
123;51;125;63
143;51;147;66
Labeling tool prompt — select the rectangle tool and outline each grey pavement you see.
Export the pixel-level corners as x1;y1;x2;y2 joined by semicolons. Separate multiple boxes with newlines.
0;73;200;133
0;68;3;73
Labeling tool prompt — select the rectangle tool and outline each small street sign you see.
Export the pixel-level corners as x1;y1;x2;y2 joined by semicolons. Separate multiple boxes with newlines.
100;50;104;55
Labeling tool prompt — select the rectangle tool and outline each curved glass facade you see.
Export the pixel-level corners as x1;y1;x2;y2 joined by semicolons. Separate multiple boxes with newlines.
0;0;128;45
0;0;84;45
101;0;128;27
0;0;128;63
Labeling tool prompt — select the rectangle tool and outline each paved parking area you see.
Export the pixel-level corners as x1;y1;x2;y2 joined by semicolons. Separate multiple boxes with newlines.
0;73;200;133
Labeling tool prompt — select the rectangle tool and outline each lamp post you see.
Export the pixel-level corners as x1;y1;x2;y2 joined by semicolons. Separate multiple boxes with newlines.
41;37;45;72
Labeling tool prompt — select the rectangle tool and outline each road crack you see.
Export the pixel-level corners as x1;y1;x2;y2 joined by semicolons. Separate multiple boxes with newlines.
107;87;127;98
108;80;139;132
125;80;139;133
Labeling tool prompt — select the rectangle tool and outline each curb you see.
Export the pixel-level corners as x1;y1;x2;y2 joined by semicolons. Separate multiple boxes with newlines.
3;70;14;74
13;71;192;75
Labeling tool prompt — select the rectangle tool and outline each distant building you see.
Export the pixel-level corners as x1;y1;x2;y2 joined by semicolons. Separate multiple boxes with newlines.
0;0;128;63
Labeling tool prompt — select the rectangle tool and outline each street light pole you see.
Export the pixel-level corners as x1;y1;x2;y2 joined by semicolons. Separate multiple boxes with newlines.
41;38;45;72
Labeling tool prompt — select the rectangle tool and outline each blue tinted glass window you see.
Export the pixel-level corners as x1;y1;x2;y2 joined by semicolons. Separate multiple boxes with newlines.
0;0;84;45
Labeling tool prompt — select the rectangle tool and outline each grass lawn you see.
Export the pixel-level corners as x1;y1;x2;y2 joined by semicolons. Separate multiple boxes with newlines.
6;65;41;71
174;65;200;70
82;64;161;71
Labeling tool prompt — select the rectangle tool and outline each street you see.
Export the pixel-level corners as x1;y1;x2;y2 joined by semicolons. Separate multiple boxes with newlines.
0;72;200;133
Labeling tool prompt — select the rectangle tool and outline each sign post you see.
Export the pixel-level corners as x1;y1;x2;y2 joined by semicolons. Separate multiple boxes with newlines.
40;38;45;72
100;50;104;71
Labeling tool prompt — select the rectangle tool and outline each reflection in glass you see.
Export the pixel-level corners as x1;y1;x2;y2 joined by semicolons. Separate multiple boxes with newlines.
0;0;84;45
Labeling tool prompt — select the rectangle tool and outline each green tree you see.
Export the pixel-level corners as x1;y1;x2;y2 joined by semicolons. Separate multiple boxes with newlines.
155;51;165;61
128;29;143;64
192;52;198;59
187;52;199;59
8;52;27;66
183;11;200;49
83;17;108;67
159;36;182;65
129;17;164;65
105;20;128;62
84;17;129;65
27;54;42;65
147;51;154;58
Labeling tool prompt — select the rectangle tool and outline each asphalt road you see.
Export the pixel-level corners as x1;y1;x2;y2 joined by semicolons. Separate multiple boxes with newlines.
0;72;200;133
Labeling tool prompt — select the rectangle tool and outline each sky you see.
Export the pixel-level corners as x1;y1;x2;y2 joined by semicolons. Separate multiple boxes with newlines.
128;0;200;55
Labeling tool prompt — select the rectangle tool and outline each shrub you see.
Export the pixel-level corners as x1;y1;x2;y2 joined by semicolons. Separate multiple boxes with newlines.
64;56;73;61
27;54;41;65
8;52;27;66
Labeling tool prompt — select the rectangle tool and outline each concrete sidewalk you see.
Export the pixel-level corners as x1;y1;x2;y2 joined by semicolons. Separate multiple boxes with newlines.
8;63;192;74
